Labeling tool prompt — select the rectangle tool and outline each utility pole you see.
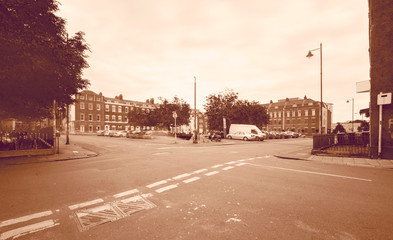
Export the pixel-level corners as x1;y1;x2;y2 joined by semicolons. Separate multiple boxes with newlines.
193;76;198;143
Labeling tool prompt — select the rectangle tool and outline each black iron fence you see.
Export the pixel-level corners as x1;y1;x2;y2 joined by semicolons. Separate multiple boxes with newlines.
313;132;370;157
0;128;54;151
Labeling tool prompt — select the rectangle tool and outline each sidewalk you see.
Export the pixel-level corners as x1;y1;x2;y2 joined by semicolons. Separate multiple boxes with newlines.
275;151;393;169
0;137;98;166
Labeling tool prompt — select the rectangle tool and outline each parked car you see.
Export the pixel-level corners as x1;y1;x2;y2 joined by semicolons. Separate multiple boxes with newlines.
97;130;105;136
113;130;127;137
226;131;257;141
104;130;113;136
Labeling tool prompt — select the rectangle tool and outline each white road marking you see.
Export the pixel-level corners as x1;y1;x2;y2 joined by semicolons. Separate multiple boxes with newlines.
146;180;168;188
205;171;219;176
0;220;59;240
223;166;234;171
121;195;143;203
225;161;237;165
211;164;223;168
153;152;169;155
113;189;139;198
68;198;104;210
237;159;246;162
236;163;247;166
193;169;208;174
155;184;179;193
0;211;53;228
249;163;372;182
72;151;79;154
172;173;191;180
183;177;200;183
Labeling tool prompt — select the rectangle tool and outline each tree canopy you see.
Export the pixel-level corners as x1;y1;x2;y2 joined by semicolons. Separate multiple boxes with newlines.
204;89;269;132
0;0;90;120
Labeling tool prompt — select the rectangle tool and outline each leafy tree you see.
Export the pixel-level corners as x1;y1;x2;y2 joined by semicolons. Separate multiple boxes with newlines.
0;0;90;120
333;123;346;134
128;107;149;128
204;89;238;131
204;89;269;132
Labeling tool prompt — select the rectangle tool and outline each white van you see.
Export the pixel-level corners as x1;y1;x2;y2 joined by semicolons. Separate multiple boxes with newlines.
228;124;266;141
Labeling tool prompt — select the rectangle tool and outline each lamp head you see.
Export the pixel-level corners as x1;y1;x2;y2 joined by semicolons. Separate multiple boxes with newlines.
306;51;314;58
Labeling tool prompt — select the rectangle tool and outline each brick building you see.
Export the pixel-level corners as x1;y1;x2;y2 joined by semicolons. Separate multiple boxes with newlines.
262;97;332;135
69;90;157;134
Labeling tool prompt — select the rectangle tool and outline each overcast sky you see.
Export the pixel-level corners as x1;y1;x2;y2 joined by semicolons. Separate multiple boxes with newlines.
57;0;370;123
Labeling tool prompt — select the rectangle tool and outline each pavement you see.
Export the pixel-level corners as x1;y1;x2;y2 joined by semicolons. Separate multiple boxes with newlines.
1;135;393;169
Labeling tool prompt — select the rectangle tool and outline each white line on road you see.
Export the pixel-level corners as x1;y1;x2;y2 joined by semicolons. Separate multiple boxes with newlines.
248;163;372;182
193;169;208;174
183;177;200;183
146;180;168;188
68;198;104;210
236;163;247;166
205;171;219;176
0;220;59;240
0;211;53;228
155;184;179;193
225;161;237;165
211;164;223;168
172;173;191;180
113;189;139;198
222;166;234;171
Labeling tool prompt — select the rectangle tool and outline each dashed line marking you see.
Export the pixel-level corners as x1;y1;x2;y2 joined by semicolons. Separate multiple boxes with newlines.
0;220;59;240
225;161;237;165
146;180;168;189
222;166;234;171
155;184;179;193
205;171;219;176
236;163;247;166
193;169;208;174
68;199;104;210
183;177;200;183
172;173;191;180
113;189;139;198
211;164;223;168
0;211;53;228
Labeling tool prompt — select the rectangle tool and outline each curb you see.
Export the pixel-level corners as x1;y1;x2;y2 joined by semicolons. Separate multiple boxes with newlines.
273;154;310;161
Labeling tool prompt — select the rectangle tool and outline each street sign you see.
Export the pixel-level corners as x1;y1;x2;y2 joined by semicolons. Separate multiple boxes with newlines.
172;111;177;119
377;92;392;105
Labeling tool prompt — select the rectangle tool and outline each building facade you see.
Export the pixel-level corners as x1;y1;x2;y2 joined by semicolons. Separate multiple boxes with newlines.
69;90;157;134
262;97;332;135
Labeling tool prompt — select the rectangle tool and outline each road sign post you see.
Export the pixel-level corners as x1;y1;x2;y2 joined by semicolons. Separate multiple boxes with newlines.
173;111;178;143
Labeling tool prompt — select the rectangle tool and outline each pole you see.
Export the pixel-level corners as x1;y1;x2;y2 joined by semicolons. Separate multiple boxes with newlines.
53;100;57;154
193;76;198;143
352;98;354;132
175;116;177;144
66;104;70;144
320;42;323;135
378;103;382;158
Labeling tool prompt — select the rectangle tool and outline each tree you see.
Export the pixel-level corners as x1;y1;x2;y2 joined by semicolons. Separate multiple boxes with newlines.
333;123;346;134
152;97;191;130
204;89;269;131
0;0;90;120
204;89;238;131
128;107;149;127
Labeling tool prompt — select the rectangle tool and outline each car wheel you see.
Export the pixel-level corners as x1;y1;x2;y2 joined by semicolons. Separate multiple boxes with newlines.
243;137;248;141
227;135;232;139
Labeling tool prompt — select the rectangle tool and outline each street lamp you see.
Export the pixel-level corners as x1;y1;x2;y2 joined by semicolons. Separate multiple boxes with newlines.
346;98;354;132
306;42;323;134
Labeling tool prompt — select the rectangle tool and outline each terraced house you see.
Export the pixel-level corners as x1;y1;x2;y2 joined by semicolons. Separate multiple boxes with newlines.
69;90;157;134
262;96;332;135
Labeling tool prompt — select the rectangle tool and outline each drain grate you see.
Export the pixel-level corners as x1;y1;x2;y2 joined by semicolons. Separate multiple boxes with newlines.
73;195;156;232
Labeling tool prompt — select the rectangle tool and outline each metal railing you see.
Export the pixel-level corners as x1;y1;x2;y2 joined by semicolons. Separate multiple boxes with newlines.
313;132;370;157
0;131;54;151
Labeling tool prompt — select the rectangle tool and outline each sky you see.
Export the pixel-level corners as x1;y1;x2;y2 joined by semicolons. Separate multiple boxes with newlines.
57;0;370;123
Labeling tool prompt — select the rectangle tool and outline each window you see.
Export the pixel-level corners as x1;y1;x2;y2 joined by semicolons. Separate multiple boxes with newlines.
80;113;85;121
118;106;122;113
80;125;85;132
278;112;281;118
274;106;278;109
112;115;116;121
88;103;93;110
312;109;316;116
125;107;129;113
305;110;308;117
89;125;93;132
112;105;116;112
89;96;93;101
308;102;313;106
88;114;93;121
292;111;296;117
96;97;101;101
105;105;109;112
97;126;101;131
97;115;101;121
287;111;290;117
124;116;128;122
97;104;101;111
80;102;85;109
105;115;109;121
298;110;301;117
80;95;85;100
118;116;122;122
274;112;277;118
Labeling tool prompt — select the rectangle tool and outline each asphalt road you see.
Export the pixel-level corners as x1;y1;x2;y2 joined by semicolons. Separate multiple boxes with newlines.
0;135;392;240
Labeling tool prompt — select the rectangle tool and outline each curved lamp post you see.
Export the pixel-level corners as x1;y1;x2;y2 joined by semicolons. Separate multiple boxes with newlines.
307;43;323;134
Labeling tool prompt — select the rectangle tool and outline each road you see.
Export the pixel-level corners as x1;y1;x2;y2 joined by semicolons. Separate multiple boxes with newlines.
0;135;392;240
